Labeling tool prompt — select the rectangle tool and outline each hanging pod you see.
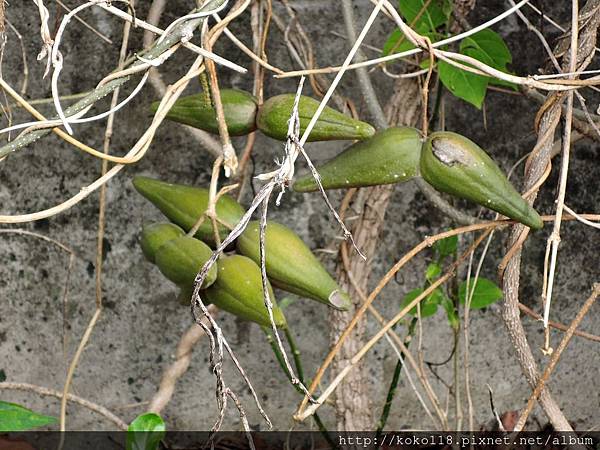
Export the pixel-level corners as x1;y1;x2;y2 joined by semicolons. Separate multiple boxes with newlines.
203;255;287;328
151;89;258;136
293;127;423;192
256;94;375;142
419;131;543;229
236;221;351;310
140;222;185;263
133;176;245;246
154;236;217;289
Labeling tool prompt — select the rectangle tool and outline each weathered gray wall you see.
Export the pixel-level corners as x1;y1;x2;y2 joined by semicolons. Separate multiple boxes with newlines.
0;1;598;431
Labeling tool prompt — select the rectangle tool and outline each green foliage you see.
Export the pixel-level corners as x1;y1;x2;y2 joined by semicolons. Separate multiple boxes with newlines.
399;233;502;325
441;297;460;330
382;29;439;57
433;235;457;259
126;413;166;450
438;59;489;108
0;401;57;431
439;30;515;108
459;277;503;309
398;0;452;33
425;263;441;281
401;287;445;318
382;2;516;109
461;29;516;89
382;0;449;57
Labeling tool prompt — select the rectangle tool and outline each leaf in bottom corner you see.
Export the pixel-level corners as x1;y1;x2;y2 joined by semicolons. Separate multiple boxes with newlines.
0;401;57;431
126;413;166;450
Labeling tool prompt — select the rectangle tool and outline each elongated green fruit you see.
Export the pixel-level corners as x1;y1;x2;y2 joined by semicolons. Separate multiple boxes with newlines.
236;221;351;310
420;131;543;229
155;236;217;289
151;89;258;136
140;222;185;263
293;127;423;192
133;176;245;246
256;94;375;142
203;255;287;327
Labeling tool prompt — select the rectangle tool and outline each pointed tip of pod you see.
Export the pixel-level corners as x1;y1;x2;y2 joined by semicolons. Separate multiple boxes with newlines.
293;127;422;192
420;132;544;230
132;175;159;197
257;94;375;142
328;290;352;311
355;122;376;140
523;210;544;230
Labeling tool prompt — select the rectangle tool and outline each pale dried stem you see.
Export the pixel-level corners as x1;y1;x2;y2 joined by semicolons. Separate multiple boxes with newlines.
297;232;491;421
143;0;222;159
148;306;218;414
276;1;599;91
0;2;238;224
340;242;447;428
541;0;579;346
59;9;134;431
514;284;599;431
517;302;600;343
500;0;600;431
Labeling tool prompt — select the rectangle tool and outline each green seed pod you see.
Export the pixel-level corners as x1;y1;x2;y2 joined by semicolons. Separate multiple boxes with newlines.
151;89;258;136
133;176;245;246
293;127;423;192
256;94;375;142
420;131;543;229
140;222;185;263
203;255;287;328
155;236;217;289
236;221;351;310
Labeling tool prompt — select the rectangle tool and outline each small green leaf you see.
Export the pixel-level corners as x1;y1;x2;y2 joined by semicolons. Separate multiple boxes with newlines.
401;288;442;318
459;277;503;309
460;29;517;90
433;235;457;259
0;401;57;431
438;60;488;109
425;263;441;281
382;29;404;56
382;30;440;57
398;0;452;34
127;413;166;450
441;297;460;329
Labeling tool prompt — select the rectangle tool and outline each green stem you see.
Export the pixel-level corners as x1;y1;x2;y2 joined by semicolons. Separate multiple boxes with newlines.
375;318;417;441
262;326;291;379
283;326;304;382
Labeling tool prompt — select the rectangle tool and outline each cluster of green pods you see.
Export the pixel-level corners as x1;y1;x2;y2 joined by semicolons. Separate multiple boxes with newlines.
293;128;543;230
155;89;375;142
134;177;351;327
155;88;539;228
